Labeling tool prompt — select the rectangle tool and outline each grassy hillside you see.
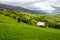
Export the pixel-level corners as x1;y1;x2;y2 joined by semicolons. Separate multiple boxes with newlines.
0;13;60;40
0;14;17;23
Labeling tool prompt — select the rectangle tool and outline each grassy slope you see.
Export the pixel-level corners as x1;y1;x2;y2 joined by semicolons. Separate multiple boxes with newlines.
0;14;60;40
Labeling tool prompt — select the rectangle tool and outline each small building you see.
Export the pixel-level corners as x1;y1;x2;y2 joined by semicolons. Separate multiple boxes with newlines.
36;22;45;27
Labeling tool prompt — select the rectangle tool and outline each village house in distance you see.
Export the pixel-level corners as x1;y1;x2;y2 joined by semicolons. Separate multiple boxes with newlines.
36;22;45;27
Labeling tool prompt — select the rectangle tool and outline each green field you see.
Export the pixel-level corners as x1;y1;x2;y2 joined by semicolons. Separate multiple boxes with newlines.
0;14;60;40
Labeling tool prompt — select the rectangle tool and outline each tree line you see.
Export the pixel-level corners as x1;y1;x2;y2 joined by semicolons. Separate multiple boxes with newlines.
0;9;60;29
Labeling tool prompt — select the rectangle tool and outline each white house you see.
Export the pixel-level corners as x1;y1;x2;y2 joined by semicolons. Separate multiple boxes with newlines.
36;22;45;27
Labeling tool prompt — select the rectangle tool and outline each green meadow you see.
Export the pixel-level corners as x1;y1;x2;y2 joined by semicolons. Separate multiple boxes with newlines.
0;13;60;40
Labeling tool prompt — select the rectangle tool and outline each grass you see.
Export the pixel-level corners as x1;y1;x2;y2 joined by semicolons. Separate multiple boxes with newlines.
0;14;60;40
0;14;17;23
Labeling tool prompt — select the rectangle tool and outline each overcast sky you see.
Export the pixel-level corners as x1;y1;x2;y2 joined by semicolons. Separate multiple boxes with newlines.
0;0;60;12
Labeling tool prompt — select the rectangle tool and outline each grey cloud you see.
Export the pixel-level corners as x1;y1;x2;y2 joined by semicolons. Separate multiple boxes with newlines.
0;0;47;6
0;0;60;12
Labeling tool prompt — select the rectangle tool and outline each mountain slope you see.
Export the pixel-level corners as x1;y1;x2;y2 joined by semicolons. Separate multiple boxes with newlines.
0;3;46;14
0;14;17;23
0;14;60;40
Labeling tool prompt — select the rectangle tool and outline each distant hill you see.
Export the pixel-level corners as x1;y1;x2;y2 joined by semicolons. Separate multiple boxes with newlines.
51;6;60;14
0;3;47;14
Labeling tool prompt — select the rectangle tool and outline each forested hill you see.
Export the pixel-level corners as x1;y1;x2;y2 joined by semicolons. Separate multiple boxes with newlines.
0;3;47;14
0;9;60;29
